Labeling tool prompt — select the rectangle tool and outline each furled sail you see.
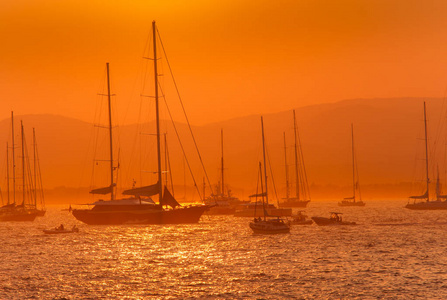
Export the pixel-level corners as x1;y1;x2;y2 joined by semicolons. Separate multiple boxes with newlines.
409;190;428;199
122;182;159;197
161;186;181;208
343;196;355;200
90;184;116;195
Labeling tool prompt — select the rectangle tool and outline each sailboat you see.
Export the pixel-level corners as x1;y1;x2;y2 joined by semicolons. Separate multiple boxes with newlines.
204;129;244;215
249;117;290;234
72;25;209;225
279;110;311;208
339;124;365;207
406;102;447;210
31;128;46;216
0;115;39;222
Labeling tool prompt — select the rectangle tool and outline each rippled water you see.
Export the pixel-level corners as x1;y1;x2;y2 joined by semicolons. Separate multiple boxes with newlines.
1;200;447;299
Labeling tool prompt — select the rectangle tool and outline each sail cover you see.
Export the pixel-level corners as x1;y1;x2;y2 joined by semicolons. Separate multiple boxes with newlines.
409;190;428;199
122;183;159;197
249;192;267;198
90;184;116;195
161;186;181;208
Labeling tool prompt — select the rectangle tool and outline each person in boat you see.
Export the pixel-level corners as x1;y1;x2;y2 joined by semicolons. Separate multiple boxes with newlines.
58;224;64;231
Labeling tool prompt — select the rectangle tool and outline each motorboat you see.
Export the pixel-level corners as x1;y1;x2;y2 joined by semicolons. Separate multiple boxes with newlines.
311;212;356;226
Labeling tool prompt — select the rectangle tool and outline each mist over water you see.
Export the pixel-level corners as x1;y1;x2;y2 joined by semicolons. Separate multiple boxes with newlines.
1;200;446;299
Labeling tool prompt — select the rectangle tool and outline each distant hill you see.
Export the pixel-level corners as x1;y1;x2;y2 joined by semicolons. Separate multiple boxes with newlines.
1;97;446;203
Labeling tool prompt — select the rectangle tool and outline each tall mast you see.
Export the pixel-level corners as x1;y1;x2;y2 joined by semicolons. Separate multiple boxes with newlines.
259;161;266;220
283;132;290;200
261;116;269;205
351;124;356;202
293;110;300;200
21;121;25;206
6;143;9;205
220;129;224;195
33;128;37;206
153;21;163;205
11;112;15;204
106;63;114;201
423;101;430;201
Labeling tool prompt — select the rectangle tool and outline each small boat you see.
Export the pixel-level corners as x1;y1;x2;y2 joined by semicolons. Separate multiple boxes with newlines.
249;217;291;234
248;117;290;234
311;212;356;226
43;225;79;234
291;211;313;225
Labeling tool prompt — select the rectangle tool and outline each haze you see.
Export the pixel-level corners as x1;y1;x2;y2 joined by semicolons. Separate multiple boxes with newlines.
2;1;447;125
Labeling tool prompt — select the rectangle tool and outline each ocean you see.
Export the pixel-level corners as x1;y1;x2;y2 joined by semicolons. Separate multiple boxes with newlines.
1;200;446;299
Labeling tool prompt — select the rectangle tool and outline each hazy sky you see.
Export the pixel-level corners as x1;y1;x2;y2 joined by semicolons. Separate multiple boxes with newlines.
2;0;447;125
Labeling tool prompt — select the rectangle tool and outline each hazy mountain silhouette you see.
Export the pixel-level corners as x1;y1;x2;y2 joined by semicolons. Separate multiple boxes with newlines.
1;97;445;203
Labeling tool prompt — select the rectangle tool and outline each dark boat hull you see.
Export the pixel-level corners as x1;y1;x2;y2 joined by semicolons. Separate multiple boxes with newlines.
405;201;447;210
338;200;366;207
311;216;356;226
72;205;209;225
291;219;313;225
249;219;290;234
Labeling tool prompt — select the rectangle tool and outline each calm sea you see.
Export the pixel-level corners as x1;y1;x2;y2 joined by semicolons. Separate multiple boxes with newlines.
0;200;446;299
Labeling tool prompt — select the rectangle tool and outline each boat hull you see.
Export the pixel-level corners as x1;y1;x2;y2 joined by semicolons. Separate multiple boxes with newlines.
72;205;209;225
204;207;235;215
291;219;313;225
249;219;290;234
311;216;356;226
405;201;447;210
43;229;78;234
279;200;310;208
234;208;292;217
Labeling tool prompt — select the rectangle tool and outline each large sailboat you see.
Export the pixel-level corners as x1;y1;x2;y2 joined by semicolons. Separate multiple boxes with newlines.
406;102;447;210
0;114;39;222
72;25;209;225
339;124;365;207
279;110;311;208
249;116;290;234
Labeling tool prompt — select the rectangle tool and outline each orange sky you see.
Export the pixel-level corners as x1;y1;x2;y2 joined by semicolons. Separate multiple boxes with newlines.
2;0;447;125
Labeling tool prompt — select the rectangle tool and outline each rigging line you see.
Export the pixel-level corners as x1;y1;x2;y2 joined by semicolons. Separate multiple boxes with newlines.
266;146;280;207
158;83;202;200
156;27;213;193
295;121;311;200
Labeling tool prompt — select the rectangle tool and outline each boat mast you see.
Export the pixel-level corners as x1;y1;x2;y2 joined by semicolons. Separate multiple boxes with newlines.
283;132;290;200
351;124;356;202
261;116;269;205
21;121;25;206
106;63;115;201
423;101;429;201
221;129;224;196
33;128;37;207
6;143;9;205
293;110;300;200
153;21;163;205
258;161;266;220
11;112;15;204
